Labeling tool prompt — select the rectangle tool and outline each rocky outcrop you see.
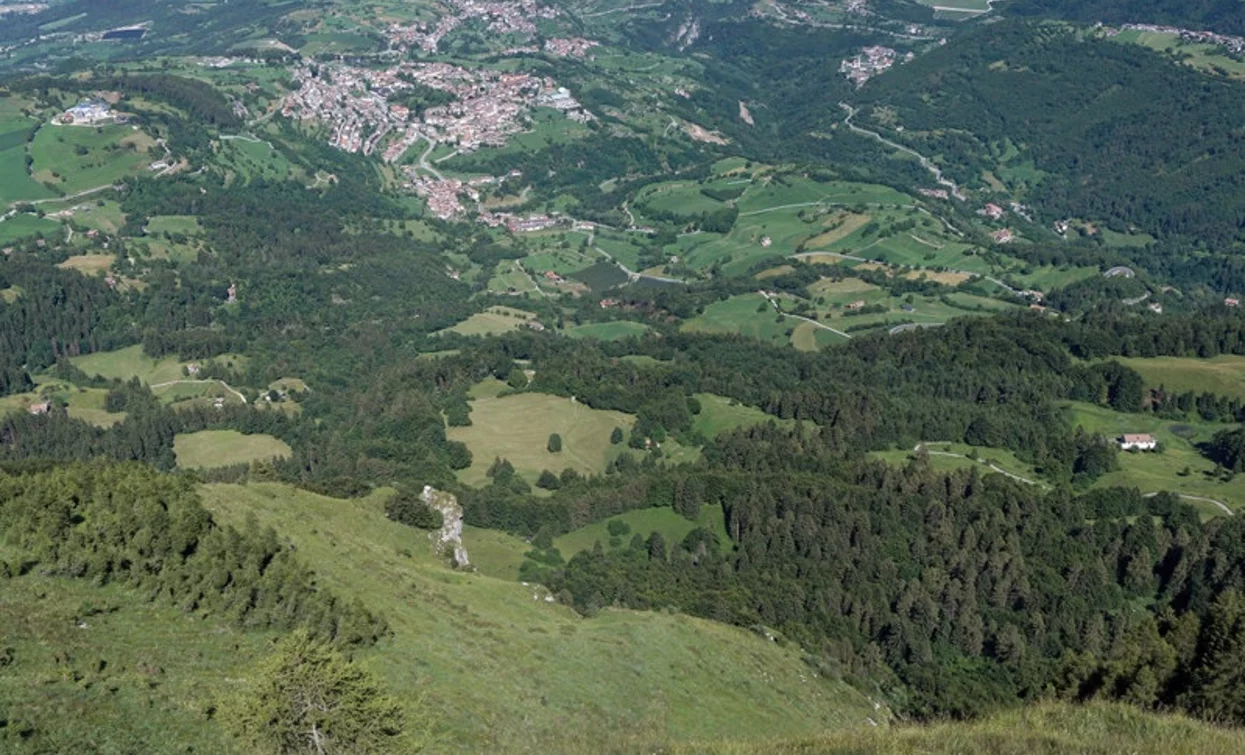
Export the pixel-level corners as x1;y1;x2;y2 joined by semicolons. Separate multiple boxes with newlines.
423;485;469;568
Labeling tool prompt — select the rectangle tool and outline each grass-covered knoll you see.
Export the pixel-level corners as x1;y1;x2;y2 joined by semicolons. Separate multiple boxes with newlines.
200;482;881;751
556;504;729;559
174;430;292;469
678;702;1245;755
448;392;635;486
0;572;265;753
29;123;155;194
564;321;649;341
1116;355;1245;402
1062;401;1241;515
441;305;538;337
692;393;796;438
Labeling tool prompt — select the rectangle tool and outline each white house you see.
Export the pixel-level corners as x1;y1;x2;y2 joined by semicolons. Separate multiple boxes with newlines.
1119;433;1157;451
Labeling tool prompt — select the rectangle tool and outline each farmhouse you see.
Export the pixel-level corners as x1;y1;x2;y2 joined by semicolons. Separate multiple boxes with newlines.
1118;433;1157;451
844;300;866;311
28;400;51;415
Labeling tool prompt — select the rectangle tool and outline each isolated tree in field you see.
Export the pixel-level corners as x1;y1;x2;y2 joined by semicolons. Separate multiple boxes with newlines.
547;433;562;453
610;426;624;445
224;630;404;754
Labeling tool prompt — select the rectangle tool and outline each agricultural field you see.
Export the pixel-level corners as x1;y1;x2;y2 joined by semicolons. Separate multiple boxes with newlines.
29;123;157;194
173;430;292;469
199;482;879;751
1115;356;1245;401
448;392;635;486
564;321;649;341
1062;401;1242;516
440;306;540;336
664;175;920;276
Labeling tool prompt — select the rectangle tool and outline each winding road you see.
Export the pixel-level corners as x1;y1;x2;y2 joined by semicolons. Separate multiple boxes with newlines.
759;290;852;339
1143;491;1234;517
840;103;966;201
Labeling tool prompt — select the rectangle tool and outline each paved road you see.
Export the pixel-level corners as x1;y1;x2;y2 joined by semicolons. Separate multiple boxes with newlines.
840;103;966;201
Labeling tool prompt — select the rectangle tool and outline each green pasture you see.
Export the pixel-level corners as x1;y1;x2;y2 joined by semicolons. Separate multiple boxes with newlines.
173;430;292;469
448;392;635;486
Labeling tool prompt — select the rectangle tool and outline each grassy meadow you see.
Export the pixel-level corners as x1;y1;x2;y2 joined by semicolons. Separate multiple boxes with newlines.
174;430;292;469
448;392;634;486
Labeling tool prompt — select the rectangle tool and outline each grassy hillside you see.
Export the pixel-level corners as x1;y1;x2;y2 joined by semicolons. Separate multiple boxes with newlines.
675;702;1245;754
199;482;883;752
0;569;265;753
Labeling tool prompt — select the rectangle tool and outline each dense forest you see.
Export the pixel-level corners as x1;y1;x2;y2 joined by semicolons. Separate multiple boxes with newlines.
538;425;1245;722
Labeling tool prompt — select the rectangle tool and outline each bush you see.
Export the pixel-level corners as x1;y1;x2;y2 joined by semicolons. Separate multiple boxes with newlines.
385;490;444;530
607;519;631;537
610;426;624;445
547;433;562;453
